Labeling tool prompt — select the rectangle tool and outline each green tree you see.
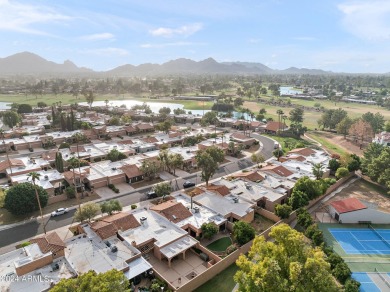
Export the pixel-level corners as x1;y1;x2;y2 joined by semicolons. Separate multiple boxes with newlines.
251;153;265;168
17;103;33;114
235;224;339;292
156;119;173;134
196;146;224;187
4;182;48;215
385;121;390;132
140;159;160;180
336;167;350;179
51;269;130;292
27;172;46;234
201;222;218;239
296;208;313;229
100;200;122;215
273;148;284;161
344;278;360;292
74;202;100;222
293;176;322;200
108;116;120;126
362;112;385;133
328;159;340;174
200;111;218;127
289;107;304;124
336;116;353;138
107;149;127;162
55;152;64;173
2;111;20;128
364;147;390;191
312;163;324;180
274;204;292;219
233;221;255;245
347;154;361;171
153;182;172;199
288;190;309;210
159;106;171;115
84;90;95;108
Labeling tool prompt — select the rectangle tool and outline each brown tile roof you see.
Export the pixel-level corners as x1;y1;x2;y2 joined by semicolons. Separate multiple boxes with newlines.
168;132;182;138
0;158;25;172
70;145;86;153
30;232;66;254
41;150;58;161
231;132;254;141
262;165;293;177
330;198;367;214
150;201;192;223
118;139;134;145
63;169;89;184
91;213;140;239
265;121;287;132
121;164;143;178
279;155;306;163
142;137;158;143
124;125;137;132
250;121;263;127
187;187;205;197
287;148;316;157
136;123;154;130
231;171;264;182
207;184;230;196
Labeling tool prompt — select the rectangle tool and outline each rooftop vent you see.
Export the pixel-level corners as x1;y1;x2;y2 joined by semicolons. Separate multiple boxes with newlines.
296;167;300;171
111;167;117;171
51;263;59;271
140;216;147;224
232;197;239;203
194;206;200;213
245;183;251;190
172;215;177;220
111;245;118;253
44;175;49;180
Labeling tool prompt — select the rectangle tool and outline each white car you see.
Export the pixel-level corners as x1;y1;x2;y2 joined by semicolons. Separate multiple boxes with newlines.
51;208;69;217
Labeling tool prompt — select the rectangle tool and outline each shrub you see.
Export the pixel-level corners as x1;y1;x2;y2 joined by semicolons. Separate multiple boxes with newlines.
65;186;76;199
305;224;324;246
59;142;70;149
275;204;292;219
226;244;237;255
233;221;255;245
332;262;352;284
19;241;31;248
201;222;218;239
336;167;350;179
131;204;137;210
296;208;313;229
344;278;360;292
114;189;119;193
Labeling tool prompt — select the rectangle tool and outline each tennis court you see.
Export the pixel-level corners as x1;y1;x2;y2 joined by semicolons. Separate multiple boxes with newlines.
329;227;390;255
351;273;381;292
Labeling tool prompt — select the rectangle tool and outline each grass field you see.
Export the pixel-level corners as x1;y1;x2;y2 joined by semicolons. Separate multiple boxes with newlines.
305;131;350;156
193;263;238;292
206;237;232;252
262;134;313;152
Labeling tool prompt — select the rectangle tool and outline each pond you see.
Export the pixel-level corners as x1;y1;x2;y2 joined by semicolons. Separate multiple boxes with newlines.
280;86;302;95
0;102;11;110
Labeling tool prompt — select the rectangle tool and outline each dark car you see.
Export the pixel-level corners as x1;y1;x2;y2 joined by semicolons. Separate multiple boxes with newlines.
146;191;157;199
183;181;195;189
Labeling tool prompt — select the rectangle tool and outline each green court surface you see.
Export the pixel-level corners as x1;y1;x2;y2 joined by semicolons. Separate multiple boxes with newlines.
319;223;390;273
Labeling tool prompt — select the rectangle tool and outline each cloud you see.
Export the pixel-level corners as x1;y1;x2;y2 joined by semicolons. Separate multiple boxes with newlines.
85;47;129;56
140;42;205;48
149;23;203;37
80;33;115;41
0;0;71;35
338;1;390;40
248;38;261;43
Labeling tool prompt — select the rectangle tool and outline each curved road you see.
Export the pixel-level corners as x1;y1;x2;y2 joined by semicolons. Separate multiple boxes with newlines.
0;134;275;249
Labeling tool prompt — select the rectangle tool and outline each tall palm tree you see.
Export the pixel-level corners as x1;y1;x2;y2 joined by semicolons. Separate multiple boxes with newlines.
276;109;284;135
0;129;12;175
282;115;288;132
68;157;81;210
27;172;46;234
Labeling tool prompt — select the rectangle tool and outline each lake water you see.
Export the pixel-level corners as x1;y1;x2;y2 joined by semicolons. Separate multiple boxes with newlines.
0;102;10;110
280;86;302;95
79;100;250;118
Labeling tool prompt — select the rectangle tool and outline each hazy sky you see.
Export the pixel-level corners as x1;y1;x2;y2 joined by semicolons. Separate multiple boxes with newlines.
1;0;390;73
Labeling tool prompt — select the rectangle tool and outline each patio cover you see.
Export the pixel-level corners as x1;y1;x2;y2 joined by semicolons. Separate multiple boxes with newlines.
160;236;197;260
124;257;153;279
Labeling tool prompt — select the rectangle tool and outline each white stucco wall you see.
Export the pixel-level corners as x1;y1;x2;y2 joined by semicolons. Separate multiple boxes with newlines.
334;208;390;224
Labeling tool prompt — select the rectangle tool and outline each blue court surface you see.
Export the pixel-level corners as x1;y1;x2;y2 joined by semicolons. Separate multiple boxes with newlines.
329;228;390;255
352;273;381;292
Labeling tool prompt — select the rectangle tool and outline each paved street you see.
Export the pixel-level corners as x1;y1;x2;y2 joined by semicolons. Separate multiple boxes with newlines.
0;134;275;249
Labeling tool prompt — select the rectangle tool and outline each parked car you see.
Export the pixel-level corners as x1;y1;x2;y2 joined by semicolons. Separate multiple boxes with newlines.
51;208;69;217
146;191;157;199
183;181;195;189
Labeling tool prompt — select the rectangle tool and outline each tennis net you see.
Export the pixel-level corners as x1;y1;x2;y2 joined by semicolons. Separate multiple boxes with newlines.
369;224;390;249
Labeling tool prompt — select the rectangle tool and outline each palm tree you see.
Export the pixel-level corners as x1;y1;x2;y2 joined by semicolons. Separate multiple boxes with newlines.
282;115;288;132
27;172;46;234
0;129;12;175
312;163;324;180
276;109;284;135
68;157;81;210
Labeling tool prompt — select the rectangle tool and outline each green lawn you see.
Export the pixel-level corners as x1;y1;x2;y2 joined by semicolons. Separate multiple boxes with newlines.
206;237;232;252
305;131;349;157
262;134;313;152
0;189;5;208
194;264;238;292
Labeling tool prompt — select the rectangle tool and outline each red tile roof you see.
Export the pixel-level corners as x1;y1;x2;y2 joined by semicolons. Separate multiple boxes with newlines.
142;137;158;143
280;155;306;163
330;198;367;214
150;200;192;223
288;148;316;157
207;184;230;196
262;165;293;177
136;123;154;130
231;171;264;182
0;158;25;172
91;213;140;239
30;232;66;254
265;121;287;132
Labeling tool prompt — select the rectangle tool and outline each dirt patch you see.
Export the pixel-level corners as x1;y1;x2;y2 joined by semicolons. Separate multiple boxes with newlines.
312;131;364;156
324;179;390;212
251;213;275;234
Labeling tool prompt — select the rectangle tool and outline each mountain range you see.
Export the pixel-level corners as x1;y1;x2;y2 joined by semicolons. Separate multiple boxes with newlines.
0;51;333;77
